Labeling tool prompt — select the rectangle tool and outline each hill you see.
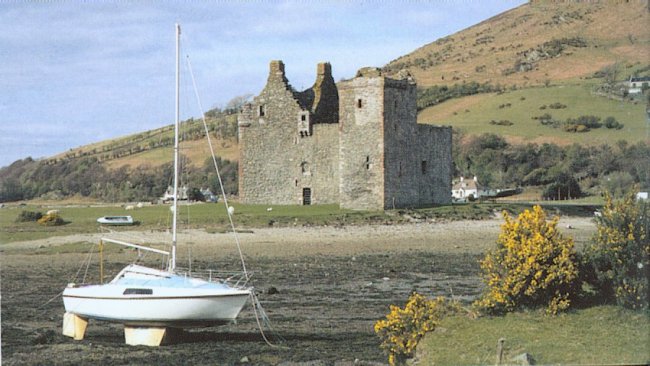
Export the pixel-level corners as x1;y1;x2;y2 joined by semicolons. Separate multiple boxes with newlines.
384;1;649;89
1;1;649;203
384;1;650;146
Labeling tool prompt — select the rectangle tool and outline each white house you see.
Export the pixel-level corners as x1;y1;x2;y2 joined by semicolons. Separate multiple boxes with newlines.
162;185;188;202
452;176;487;201
627;76;650;94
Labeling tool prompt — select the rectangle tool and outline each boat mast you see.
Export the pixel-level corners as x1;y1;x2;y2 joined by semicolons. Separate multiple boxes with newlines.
170;23;180;272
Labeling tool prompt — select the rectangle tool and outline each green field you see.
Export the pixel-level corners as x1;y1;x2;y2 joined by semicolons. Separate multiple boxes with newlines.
419;84;648;145
417;306;650;365
0;201;601;244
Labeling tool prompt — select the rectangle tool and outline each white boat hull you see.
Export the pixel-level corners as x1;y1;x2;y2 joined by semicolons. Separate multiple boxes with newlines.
64;285;249;327
62;265;251;327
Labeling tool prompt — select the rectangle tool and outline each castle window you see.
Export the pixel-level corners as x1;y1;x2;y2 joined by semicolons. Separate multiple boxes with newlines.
365;156;370;170
298;112;310;137
398;162;402;177
259;104;266;117
301;161;311;176
357;99;363;108
421;160;427;174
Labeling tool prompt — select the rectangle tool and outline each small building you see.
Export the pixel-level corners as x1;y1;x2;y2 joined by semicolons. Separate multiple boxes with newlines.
637;191;649;201
452;176;489;201
626;76;650;94
162;185;188;202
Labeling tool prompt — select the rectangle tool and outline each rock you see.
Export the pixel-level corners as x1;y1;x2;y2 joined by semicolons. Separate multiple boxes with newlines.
266;286;279;295
238;356;250;364
510;352;535;365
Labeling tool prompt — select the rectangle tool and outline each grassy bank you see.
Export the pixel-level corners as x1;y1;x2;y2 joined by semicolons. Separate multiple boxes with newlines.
416;305;650;365
0;201;600;244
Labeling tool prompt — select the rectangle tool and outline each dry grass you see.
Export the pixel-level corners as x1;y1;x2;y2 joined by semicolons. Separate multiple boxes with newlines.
387;2;649;89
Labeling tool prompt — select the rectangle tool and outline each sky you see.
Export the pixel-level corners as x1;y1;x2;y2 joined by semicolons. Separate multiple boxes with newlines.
0;1;526;168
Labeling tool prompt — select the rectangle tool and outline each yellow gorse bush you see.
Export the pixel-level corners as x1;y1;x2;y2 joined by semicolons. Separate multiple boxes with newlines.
374;293;460;366
588;190;649;309
475;205;578;315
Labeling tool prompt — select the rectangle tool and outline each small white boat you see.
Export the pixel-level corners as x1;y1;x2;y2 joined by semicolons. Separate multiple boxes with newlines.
62;24;252;346
64;264;250;327
97;215;134;225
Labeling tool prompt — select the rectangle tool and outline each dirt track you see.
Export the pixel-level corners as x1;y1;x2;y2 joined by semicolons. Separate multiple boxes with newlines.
1;217;595;365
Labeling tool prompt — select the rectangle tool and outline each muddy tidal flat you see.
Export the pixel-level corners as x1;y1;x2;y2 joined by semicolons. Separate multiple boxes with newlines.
1;218;595;365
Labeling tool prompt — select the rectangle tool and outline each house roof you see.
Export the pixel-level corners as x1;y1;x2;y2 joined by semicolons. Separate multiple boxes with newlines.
630;76;650;83
452;177;481;191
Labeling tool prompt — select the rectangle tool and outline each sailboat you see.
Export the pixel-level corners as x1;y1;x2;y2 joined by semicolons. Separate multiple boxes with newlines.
62;24;252;346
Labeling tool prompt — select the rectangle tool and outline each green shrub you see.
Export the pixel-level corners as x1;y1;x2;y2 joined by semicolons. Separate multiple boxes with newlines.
15;210;43;222
604;116;624;130
585;191;649;310
475;206;579;315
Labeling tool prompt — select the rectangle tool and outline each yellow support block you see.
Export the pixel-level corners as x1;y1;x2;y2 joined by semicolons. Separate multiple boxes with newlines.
124;326;175;346
62;312;88;340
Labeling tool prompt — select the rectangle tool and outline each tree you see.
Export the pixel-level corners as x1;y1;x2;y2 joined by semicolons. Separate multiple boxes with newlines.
586;191;649;309
475;205;579;314
542;171;582;200
224;94;253;113
188;187;205;202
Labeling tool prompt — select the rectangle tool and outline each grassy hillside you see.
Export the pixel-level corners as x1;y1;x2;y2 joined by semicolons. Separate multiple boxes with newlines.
418;84;648;145
53;113;239;169
385;1;649;89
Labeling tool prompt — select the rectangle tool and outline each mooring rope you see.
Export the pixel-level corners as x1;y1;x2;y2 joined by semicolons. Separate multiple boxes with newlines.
249;292;288;348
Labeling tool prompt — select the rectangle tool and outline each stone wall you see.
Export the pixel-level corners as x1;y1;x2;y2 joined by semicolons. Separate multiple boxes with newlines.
238;61;340;205
239;61;452;210
338;74;386;210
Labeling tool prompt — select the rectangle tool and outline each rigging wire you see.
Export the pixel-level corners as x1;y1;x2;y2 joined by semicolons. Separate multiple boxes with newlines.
184;54;249;283
185;51;285;348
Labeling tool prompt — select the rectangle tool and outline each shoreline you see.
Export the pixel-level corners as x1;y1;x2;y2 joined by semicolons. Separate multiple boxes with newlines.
2;216;595;257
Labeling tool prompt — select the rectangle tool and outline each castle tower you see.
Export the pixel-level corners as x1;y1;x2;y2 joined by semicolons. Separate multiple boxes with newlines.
338;67;451;210
238;61;340;205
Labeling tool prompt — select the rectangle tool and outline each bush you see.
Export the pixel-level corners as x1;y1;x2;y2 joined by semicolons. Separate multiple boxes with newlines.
16;210;43;222
489;119;514;126
585;191;649;310
374;293;461;365
475;205;579;315
37;213;65;226
604;116;624;130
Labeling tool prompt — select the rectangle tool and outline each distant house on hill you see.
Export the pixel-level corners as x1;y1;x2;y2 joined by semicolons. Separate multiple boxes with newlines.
626;76;650;94
452;176;487;201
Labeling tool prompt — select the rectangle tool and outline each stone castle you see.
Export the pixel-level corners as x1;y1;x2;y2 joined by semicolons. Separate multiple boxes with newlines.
238;60;452;210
